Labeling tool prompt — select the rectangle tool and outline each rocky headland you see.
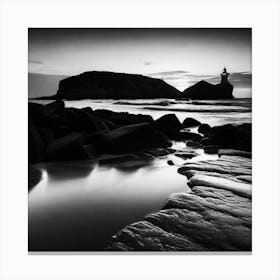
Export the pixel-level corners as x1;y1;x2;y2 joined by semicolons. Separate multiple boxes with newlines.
181;80;233;100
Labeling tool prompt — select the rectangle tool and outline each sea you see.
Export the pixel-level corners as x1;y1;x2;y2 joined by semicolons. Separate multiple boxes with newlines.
28;98;252;251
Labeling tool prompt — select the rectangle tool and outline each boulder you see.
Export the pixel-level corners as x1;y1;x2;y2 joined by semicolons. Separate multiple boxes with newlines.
211;123;251;152
154;114;183;139
28;102;45;124
198;123;212;136
45;133;89;161
174;151;197;160
203;145;219;154
92;109;154;127
28;165;42;189
29;122;45;163
186;141;201;148
200;137;216;146
182;117;201;128
177;131;202;141
97;122;170;154
44;100;65;116
151;131;172;148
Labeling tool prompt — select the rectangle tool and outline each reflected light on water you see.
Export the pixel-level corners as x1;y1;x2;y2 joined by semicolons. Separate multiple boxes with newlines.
29;158;188;251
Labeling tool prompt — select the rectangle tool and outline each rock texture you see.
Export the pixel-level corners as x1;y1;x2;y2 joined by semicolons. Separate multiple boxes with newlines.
182;80;233;100
54;71;180;100
108;155;251;251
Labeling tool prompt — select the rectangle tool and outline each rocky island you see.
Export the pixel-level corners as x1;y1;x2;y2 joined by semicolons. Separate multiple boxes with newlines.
42;71;180;100
181;68;234;100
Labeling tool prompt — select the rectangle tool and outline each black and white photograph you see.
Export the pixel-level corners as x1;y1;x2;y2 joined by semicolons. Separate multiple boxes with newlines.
28;28;252;252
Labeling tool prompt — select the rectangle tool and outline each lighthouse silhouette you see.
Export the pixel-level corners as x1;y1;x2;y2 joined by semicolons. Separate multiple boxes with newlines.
221;67;229;84
182;67;234;99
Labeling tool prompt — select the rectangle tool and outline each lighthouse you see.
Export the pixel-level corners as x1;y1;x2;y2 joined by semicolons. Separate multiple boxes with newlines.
221;67;229;84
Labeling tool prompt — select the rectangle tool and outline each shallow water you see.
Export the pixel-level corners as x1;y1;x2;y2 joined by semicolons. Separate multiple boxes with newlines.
29;156;192;251
29;98;251;251
33;98;251;127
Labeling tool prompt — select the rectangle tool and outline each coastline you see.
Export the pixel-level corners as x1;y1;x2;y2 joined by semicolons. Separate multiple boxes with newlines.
28;99;251;251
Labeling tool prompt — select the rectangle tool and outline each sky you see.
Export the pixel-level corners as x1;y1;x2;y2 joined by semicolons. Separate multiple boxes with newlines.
28;28;251;95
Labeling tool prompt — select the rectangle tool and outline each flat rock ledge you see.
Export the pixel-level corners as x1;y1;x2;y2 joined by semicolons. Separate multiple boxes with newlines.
107;155;251;251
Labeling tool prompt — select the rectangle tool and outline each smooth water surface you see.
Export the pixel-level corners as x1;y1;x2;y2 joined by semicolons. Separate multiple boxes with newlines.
29;157;190;251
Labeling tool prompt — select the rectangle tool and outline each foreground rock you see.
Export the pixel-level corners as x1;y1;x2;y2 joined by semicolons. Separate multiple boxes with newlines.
53;71;180;100
154;114;183;139
108;155;251;251
28;101;175;163
92;122;171;154
182;117;201;128
211;123;251;152
28;165;42;189
197;123;252;152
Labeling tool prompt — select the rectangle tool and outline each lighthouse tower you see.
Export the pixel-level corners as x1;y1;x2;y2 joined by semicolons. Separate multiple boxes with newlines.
221;67;229;84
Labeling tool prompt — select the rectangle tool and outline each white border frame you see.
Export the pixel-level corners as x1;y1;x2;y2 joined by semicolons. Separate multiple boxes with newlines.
1;0;280;279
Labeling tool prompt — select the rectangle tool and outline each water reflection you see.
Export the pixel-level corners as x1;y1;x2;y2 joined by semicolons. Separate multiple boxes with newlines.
29;157;188;251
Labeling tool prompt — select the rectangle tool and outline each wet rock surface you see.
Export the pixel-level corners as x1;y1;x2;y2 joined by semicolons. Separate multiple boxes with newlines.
108;155;251;251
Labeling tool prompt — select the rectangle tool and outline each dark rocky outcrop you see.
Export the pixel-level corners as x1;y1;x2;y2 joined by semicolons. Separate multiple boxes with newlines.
45;133;89;162
182;117;201;128
211;123;251;152
174;151;197;160
28;101;174;163
186;141;202;148
177;131;202;142
53;71;180;100
200;137;216;147
182;80;233;100
203;145;219;154
198;123;212;136
91;122;171;154
28;165;42;189
154;114;183;139
195;123;251;152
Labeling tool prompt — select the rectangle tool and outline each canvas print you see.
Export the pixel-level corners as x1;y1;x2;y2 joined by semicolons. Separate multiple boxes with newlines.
28;28;252;252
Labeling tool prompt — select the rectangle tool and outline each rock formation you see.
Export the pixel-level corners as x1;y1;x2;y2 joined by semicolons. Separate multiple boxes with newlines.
54;71;180;100
107;155;252;251
28;100;184;164
182;68;234;99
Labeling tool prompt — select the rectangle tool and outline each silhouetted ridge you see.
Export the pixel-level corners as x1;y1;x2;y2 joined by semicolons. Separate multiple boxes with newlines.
55;71;180;100
182;68;234;99
182;80;233;100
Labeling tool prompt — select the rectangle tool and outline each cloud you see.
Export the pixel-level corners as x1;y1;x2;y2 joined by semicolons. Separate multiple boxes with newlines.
28;60;43;65
144;61;152;66
150;70;189;77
